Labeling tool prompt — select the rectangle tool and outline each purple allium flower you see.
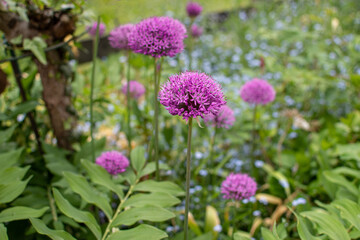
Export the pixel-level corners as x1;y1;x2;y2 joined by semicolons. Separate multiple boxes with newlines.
239;78;275;105
121;80;146;100
108;24;134;49
190;24;203;38
204;105;235;129
87;22;106;37
221;173;257;201
186;2;203;18
128;16;187;58
96;151;129;175
159;72;226;120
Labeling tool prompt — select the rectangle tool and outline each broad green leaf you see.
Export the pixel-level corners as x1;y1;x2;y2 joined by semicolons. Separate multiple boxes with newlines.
233;231;252;240
333;167;360;180
63;172;113;219
0;166;29;184
81;159;124;199
0;206;48;222
9;101;38;118
332;199;360;231
0;177;31;204
134;180;184;196
131;146;146;173
111;206;175;227
0;224;8;240
204;205;220;239
293;211;321;240
0;125;16;144
107;224;167;240
52;188;101;240
30;218;76;240
0;148;23;169
139;162;170;178
45;155;77;176
323;171;359;196
335;143;360;162
193;232;213;240
23;37;47;65
261;227;280;240
301;209;350;240
123;192;180;208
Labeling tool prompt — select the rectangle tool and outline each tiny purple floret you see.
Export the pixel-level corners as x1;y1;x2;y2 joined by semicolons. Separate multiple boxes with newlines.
128;16;187;58
87;22;106;37
122;80;146;100
159;71;226;120
221;173;257;201
186;2;203;18
204;105;235;129
96;151;129;175
108;24;134;49
190;24;203;38
239;78;275;105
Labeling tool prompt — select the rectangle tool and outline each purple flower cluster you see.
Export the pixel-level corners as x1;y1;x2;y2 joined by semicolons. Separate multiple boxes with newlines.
190;24;203;38
96;151;129;175
87;22;106;37
204;105;235;129
221;173;257;201
108;24;134;49
239;78;275;105
186;2;203;18
159;72;226;120
122;80;146;100
128;16;187;58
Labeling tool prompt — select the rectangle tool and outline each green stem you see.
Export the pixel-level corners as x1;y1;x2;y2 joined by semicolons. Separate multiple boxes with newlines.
231;202;238;239
126;51;132;155
47;187;58;222
154;57;161;180
188;19;194;70
101;184;136;240
209;127;218;164
184;118;193;240
251;104;258;179
90;16;101;162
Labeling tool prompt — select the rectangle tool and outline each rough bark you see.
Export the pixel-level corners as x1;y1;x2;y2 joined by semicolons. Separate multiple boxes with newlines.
0;5;77;150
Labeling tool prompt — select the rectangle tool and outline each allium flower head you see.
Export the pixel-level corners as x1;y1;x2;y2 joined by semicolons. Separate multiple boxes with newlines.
128;16;187;58
204;105;235;129
221;173;257;201
186;2;203;18
96;151;129;175
87;22;106;37
190;24;203;38
121;80;146;100
159;71;226;120
108;24;134;49
239;78;275;105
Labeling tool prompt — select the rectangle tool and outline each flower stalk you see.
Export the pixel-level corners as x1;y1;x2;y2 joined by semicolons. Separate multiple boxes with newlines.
126;50;132;154
184;117;193;240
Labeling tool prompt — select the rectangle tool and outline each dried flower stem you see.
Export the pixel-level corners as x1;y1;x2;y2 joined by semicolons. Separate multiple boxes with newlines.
90;16;101;162
184;118;193;240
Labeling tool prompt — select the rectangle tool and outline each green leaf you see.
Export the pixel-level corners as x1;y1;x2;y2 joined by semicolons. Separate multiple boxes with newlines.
63;172;113;219
193;232;213;240
0;224;8;240
52;188;101;240
123;192;180;208
301;209;350;240
30;218;76;240
0;125;16;144
131;146;146;173
261;227;279;240
0;177;31;204
133;180;184;196
111;205;175;227
0;166;30;184
81;159;124;199
0;206;48;223
106;224;167;240
139;162;170;178
332;199;360;231
9;101;38;118
323;171;359;196
23;37;47;65
293;211;321;240
204;205;220;239
233;231;252;240
0;148;23;169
